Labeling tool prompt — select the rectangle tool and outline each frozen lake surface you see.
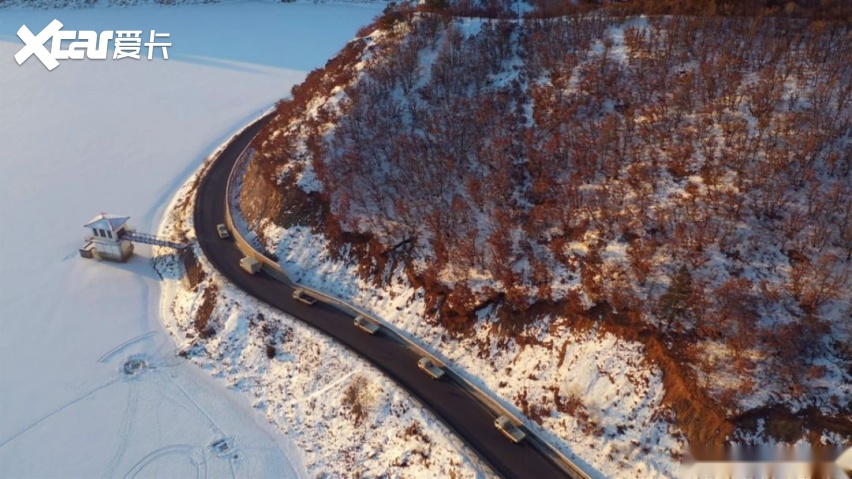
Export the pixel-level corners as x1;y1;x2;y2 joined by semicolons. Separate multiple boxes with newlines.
0;3;381;476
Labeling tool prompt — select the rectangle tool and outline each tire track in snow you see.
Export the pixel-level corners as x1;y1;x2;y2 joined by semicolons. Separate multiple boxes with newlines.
98;332;156;364
167;374;225;437
0;378;121;449
103;381;140;479
122;445;207;479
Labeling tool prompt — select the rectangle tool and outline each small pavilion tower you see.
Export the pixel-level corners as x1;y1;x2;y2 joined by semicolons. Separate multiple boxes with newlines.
79;213;134;262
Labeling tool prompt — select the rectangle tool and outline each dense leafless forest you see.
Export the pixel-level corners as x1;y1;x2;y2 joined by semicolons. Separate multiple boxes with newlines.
419;0;852;20
243;2;850;444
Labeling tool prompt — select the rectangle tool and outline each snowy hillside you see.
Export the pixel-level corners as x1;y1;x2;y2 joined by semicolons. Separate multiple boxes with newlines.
236;6;851;475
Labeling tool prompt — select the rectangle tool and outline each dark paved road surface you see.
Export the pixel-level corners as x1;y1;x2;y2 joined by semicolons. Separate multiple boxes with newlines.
193;115;575;479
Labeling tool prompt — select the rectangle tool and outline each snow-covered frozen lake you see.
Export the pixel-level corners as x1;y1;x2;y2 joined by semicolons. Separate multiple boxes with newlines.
0;2;381;476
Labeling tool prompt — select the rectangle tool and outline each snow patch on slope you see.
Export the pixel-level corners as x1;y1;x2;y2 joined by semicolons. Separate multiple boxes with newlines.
260;222;684;478
156;171;495;479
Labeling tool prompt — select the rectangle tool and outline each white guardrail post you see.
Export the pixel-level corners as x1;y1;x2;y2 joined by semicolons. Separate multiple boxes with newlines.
219;122;591;479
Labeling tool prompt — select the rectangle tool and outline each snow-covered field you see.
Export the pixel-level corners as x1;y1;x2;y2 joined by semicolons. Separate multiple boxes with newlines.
0;3;386;477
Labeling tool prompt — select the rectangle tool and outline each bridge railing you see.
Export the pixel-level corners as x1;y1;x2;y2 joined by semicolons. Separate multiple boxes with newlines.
218;116;592;479
126;230;190;250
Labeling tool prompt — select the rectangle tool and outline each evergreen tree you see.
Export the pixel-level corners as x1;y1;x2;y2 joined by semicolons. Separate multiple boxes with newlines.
658;265;693;330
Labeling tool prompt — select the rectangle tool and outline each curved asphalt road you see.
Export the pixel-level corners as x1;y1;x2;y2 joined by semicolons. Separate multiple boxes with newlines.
193;115;575;479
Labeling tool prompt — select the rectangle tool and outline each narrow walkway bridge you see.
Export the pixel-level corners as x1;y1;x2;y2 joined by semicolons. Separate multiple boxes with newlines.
80;213;192;262
125;231;191;250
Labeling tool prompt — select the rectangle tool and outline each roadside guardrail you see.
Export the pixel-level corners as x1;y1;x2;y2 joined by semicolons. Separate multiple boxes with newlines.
218;118;592;479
